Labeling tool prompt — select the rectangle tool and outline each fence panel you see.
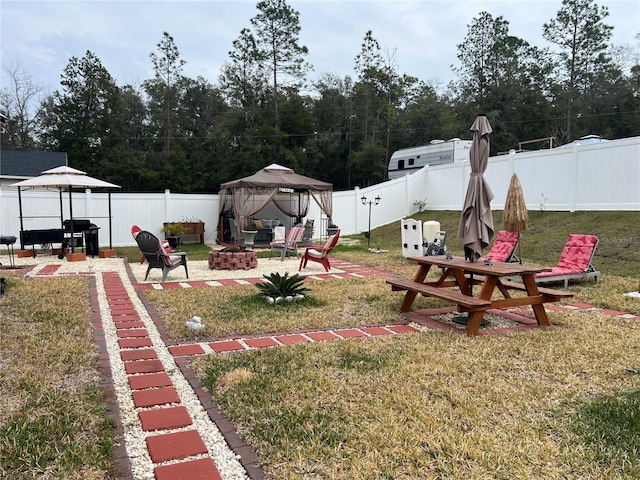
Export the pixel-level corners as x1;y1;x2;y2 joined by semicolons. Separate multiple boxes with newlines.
1;136;638;249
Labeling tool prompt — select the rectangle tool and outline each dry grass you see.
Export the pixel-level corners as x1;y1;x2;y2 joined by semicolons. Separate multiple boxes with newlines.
174;245;640;479
0;273;117;479
194;309;640;479
144;277;410;340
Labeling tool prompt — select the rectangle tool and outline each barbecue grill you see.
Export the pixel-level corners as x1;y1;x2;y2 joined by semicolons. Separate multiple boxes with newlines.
0;235;17;267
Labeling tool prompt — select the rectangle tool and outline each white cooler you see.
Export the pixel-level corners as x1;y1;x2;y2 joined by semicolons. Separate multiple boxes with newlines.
423;221;441;244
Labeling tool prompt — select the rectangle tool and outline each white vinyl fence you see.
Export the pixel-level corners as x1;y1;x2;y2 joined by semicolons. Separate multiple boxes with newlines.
1;136;638;250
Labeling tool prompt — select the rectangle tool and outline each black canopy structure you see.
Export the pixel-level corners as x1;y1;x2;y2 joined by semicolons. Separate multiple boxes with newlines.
219;163;333;232
10;166;121;252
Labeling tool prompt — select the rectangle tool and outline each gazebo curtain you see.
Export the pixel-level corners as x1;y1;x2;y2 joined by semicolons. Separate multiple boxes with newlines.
272;192;311;221
311;191;333;225
219;187;332;241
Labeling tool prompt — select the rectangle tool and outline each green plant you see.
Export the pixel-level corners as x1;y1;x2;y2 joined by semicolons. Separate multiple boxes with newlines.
413;198;428;212
162;222;183;235
256;272;309;301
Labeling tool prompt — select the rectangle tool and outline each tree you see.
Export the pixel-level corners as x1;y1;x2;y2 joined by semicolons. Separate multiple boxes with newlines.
454;12;515;109
0;61;45;149
219;28;268;126
543;0;613;141
354;30;383;143
453;12;557;152
39;51;119;174
143;32;186;156
250;0;311;129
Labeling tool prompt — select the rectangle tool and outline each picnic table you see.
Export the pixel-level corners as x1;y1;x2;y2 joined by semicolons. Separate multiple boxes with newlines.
387;255;574;336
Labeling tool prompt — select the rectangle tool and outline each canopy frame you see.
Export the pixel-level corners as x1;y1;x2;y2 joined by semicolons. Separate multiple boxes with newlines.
10;166;121;253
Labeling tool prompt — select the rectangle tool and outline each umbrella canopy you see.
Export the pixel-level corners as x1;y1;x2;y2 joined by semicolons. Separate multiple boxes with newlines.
10;166;121;252
10;166;120;189
457;114;495;262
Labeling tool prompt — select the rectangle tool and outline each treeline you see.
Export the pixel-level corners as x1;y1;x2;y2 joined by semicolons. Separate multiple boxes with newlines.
1;0;638;192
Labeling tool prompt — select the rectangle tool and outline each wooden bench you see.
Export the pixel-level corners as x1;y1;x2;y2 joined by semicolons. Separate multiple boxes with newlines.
496;279;574;298
387;278;492;310
468;275;574;299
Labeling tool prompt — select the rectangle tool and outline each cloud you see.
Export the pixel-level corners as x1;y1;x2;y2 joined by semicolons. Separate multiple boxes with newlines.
2;0;638;92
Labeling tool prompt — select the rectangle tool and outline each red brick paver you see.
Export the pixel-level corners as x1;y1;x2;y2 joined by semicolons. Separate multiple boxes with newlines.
132;387;180;408
154;458;222;480
146;429;208;463
139;406;193;432
120;348;157;361
168;344;206;357
210;340;245;352
118;337;153;349
244;337;279;349
128;372;172;390
124;359;164;374
275;334;309;345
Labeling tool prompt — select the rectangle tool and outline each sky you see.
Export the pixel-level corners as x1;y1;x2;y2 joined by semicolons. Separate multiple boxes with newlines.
1;0;639;96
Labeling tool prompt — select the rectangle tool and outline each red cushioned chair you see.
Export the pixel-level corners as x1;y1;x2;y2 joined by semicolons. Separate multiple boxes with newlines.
298;230;340;272
483;230;521;263
534;234;600;288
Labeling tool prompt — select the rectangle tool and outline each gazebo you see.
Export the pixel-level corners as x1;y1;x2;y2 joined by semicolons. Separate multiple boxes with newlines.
10;166;121;255
218;164;333;240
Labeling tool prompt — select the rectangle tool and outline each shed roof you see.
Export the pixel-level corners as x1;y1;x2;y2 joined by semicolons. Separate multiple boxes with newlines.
0;149;68;178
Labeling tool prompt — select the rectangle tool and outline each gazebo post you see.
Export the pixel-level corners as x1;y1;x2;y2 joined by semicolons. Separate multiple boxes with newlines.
68;187;75;253
59;189;64;228
17;188;24;250
108;191;113;249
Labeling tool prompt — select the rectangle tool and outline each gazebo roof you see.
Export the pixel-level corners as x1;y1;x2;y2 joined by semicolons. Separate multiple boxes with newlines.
220;164;332;191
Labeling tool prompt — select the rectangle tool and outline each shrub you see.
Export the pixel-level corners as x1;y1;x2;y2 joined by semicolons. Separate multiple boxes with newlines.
256;272;309;303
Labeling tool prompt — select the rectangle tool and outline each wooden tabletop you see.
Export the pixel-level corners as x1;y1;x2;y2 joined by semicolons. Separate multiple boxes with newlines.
407;255;551;276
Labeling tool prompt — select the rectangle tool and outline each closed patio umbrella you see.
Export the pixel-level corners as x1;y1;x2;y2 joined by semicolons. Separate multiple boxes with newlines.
457;114;495;262
503;172;528;262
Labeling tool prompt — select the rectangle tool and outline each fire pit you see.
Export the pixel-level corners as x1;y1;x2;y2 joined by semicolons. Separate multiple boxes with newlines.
208;248;258;270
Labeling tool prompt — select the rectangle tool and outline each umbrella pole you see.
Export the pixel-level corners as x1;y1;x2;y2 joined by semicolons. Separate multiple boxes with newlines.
68;188;74;253
108;191;113;249
452;271;487;327
59;190;64;228
18;188;24;250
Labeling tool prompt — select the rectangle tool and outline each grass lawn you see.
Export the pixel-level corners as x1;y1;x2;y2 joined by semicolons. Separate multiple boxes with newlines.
1;210;638;478
143;211;640;478
193;315;640;479
0;275;118;479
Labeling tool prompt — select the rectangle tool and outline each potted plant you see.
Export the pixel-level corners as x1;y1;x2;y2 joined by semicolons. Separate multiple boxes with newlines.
162;223;183;249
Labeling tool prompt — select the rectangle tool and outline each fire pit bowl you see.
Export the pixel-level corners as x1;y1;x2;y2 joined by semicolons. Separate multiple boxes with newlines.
208;248;258;270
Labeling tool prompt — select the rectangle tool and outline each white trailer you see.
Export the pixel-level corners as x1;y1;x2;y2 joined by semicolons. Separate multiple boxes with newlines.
388;138;472;179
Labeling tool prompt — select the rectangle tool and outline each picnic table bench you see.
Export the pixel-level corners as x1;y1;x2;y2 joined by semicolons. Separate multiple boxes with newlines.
387;278;492;310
